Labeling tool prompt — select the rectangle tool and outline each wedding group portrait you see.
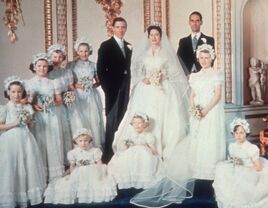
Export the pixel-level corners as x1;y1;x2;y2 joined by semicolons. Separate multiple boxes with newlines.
0;0;268;208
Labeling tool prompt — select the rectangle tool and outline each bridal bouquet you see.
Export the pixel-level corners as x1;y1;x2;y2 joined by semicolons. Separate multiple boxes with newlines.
191;104;202;120
148;69;167;90
63;91;75;107
79;76;93;92
228;155;244;167
38;95;54;112
17;109;30;126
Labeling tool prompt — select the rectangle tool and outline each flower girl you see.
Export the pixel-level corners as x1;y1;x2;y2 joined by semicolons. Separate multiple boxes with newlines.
0;76;45;208
213;118;268;208
44;128;117;204
109;113;160;189
66;38;104;148
26;53;65;182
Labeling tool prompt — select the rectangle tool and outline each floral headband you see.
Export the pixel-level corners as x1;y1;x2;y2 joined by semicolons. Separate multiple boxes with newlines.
196;42;216;60
4;75;24;90
74;38;93;52
132;112;150;123
47;44;66;57
73;128;93;140
32;53;51;65
230;118;250;134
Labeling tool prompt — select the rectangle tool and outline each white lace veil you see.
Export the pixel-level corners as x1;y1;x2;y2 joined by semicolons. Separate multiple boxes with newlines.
113;29;194;207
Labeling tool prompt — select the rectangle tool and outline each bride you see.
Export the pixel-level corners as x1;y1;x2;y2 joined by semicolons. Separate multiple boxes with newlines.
112;24;190;161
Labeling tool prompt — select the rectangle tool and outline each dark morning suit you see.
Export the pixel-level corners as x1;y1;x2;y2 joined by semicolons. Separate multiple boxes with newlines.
177;33;215;75
97;36;132;163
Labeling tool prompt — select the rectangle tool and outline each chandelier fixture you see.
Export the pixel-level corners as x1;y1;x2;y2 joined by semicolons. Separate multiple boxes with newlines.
96;0;123;36
1;0;25;43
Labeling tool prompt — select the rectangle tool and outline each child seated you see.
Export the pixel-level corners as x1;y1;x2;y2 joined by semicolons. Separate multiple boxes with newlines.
109;113;161;189
44;128;117;204
213;118;268;208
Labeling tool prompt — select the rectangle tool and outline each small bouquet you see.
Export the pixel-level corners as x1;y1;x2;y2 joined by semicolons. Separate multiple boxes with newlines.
38;95;54;112
17;109;30;126
124;138;134;147
77;159;91;166
63;91;75;107
228;155;243;167
79;76;93;92
191;104;202;120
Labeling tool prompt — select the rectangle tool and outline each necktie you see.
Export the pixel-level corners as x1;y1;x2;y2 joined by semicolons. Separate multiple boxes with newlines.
192;35;198;50
119;40;126;57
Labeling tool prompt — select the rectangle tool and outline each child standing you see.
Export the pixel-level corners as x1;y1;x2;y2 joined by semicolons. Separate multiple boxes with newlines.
26;53;65;182
47;44;73;165
109;113;160;189
0;76;45;208
44;128;117;204
66;38;105;149
213;118;268;208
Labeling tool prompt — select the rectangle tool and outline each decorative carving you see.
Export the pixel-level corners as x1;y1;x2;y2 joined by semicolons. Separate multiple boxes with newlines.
165;0;169;37
72;0;77;59
153;0;162;25
95;0;123;36
1;0;25;43
44;0;53;50
56;0;68;59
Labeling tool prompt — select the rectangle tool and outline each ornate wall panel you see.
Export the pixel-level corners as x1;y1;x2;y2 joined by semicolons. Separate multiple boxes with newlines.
44;0;53;50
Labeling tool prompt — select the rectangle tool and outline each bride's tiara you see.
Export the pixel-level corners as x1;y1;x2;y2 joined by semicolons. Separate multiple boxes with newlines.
196;43;216;60
230;118;250;134
147;22;162;29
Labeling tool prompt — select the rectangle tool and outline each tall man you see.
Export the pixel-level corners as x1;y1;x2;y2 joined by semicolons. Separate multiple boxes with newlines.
177;11;215;75
97;17;132;163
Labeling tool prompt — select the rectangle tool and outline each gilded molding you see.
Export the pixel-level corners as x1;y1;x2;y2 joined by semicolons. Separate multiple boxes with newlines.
153;0;162;24
72;0;77;58
165;0;170;37
44;0;53;50
143;0;151;31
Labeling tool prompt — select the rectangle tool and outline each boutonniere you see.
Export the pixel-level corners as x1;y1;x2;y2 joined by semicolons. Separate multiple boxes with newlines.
201;38;207;43
126;44;133;50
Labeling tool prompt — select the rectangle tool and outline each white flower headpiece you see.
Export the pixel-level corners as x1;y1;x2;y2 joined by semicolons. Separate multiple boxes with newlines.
73;128;93;140
4;75;24;90
230;118;250;134
196;43;216;60
74;38;93;52
47;44;66;57
133;112;149;123
32;53;51;65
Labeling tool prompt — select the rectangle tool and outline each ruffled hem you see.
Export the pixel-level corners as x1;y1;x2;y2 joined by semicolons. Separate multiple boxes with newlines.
114;174;155;189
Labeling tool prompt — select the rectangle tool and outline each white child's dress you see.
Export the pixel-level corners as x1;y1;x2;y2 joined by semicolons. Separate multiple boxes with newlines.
213;141;268;208
109;130;160;189
26;76;65;182
189;68;226;180
44;147;117;204
66;60;105;148
0;102;46;208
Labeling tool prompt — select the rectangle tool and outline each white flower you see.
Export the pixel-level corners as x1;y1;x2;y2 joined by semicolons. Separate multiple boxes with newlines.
201;38;207;43
127;44;132;50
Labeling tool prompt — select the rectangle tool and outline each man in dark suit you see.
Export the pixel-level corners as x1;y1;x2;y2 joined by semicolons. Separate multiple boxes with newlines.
97;17;132;163
177;11;215;76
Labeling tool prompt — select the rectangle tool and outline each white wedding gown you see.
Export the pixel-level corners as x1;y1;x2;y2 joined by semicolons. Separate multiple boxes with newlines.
113;47;189;160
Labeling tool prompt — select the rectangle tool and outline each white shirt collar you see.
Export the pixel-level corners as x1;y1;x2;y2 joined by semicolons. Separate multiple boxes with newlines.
114;35;124;46
191;32;201;40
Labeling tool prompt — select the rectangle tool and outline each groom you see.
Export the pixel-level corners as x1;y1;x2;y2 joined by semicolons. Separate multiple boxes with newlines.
97;17;132;163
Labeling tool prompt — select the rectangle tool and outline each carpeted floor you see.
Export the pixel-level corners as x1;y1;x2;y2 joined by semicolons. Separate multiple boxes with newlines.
30;180;218;208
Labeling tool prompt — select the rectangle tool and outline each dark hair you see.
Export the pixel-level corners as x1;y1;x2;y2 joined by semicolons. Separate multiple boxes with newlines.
112;17;127;28
147;25;162;38
232;125;250;137
52;49;66;61
77;42;93;55
4;81;27;99
189;11;203;22
28;58;52;73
